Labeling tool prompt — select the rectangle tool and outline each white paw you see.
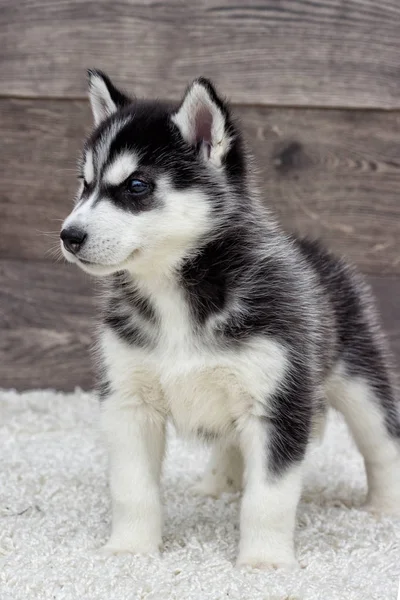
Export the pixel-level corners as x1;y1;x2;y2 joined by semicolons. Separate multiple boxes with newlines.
366;459;400;518
99;543;136;556
237;552;299;571
237;540;298;571
99;535;161;556
365;496;400;518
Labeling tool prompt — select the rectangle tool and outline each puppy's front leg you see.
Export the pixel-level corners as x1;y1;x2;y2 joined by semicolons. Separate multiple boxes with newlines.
100;396;166;554
237;412;308;570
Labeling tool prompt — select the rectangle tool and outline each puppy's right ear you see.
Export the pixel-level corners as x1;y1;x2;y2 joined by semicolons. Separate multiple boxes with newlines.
87;69;131;126
171;78;233;169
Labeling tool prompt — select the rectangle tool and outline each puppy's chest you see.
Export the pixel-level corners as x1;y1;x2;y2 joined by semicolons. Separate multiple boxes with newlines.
149;286;248;433
112;278;281;435
154;340;276;439
159;354;252;436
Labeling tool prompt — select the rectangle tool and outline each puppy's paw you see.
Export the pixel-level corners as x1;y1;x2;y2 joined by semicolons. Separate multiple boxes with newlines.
366;460;400;518
365;496;400;518
99;543;135;556
237;544;298;571
236;557;300;571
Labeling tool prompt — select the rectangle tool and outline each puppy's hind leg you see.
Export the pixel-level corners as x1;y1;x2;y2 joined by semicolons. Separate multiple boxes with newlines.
192;442;243;498
326;362;400;516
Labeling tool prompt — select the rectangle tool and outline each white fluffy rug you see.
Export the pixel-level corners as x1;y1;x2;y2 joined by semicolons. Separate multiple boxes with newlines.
0;389;399;600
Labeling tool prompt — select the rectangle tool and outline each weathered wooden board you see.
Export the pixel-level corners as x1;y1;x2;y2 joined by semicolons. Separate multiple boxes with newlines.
0;259;95;332
0;260;398;391
246;106;400;275
0;328;94;391
0;100;89;264
0;260;95;390
1;0;400;108
1;99;399;274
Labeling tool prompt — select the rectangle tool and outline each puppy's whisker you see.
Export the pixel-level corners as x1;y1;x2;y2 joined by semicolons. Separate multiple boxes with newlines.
36;230;61;237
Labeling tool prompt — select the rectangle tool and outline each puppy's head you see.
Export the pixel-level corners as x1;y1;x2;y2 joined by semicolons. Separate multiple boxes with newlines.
60;70;246;276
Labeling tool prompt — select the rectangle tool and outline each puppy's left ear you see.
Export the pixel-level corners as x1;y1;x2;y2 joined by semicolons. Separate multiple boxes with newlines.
171;78;233;168
87;69;131;126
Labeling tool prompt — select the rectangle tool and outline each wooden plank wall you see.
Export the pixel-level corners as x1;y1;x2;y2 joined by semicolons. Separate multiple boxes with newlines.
0;0;399;390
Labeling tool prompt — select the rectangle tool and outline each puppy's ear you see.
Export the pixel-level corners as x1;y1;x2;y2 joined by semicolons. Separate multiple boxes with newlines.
87;69;131;126
171;78;233;168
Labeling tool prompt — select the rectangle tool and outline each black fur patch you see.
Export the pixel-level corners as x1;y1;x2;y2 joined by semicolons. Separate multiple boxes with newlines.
111;272;156;323
179;227;323;351
196;427;220;443
97;380;111;402
179;235;234;324
104;313;150;348
102;272;157;348
265;357;315;475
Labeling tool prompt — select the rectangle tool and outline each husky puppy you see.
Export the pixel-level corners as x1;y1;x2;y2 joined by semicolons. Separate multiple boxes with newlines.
60;70;400;568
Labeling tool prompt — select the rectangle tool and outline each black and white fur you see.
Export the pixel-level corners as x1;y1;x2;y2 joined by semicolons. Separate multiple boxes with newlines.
60;70;400;569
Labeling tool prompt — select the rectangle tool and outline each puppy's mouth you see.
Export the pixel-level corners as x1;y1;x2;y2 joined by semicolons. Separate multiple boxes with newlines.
76;249;140;267
77;257;96;265
61;248;99;267
61;245;140;275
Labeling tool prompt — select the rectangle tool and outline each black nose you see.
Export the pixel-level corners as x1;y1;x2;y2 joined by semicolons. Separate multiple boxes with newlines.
60;226;87;255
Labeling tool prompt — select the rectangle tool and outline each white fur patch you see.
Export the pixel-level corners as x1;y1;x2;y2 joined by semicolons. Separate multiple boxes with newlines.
95;116;132;179
83;150;94;185
103;152;138;186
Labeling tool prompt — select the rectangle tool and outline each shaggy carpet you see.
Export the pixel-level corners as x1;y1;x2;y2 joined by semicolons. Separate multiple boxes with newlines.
0;389;399;600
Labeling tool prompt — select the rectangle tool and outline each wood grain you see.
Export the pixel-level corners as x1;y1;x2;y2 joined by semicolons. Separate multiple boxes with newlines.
0;260;95;390
242;106;400;275
1;99;399;274
371;277;400;365
0;260;398;390
1;0;400;108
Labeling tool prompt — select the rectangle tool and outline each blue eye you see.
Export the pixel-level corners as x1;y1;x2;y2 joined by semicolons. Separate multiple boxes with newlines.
127;179;149;195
